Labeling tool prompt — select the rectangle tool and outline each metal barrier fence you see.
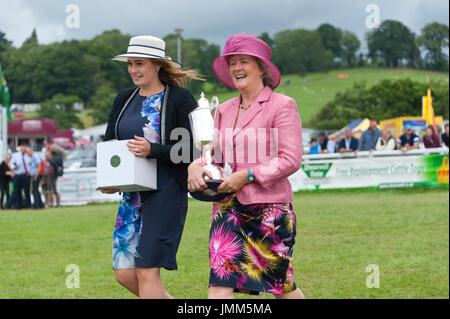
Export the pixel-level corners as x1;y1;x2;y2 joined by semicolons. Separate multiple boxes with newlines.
303;147;449;161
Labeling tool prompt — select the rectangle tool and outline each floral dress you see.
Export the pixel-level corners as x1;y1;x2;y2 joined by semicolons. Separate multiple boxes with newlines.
113;91;169;270
209;194;298;294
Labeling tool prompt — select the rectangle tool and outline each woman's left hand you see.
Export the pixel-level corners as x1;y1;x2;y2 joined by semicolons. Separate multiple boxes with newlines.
127;135;151;157
217;170;249;194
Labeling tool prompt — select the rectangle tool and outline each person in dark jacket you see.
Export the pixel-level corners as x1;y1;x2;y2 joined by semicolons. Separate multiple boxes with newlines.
99;35;202;299
47;148;63;207
441;123;449;148
0;154;13;209
318;131;335;153
397;127;420;151
338;129;359;153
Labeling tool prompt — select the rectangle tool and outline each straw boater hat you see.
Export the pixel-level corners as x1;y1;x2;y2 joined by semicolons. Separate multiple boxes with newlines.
212;33;281;90
111;35;181;68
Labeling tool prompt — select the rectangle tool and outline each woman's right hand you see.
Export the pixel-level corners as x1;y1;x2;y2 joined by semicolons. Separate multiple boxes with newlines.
96;187;120;194
187;162;212;192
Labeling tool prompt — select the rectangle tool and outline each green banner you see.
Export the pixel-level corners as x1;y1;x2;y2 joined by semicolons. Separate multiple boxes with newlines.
290;153;449;191
421;154;449;187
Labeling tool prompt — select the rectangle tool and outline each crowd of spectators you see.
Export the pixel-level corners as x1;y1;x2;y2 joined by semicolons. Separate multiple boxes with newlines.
307;120;449;155
2;121;447;209
0;143;64;210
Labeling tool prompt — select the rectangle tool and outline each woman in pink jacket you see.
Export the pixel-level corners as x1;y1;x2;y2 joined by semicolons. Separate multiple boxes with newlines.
188;33;305;299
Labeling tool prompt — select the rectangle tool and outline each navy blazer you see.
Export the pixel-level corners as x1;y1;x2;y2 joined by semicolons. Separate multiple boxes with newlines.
338;137;359;152
104;85;197;190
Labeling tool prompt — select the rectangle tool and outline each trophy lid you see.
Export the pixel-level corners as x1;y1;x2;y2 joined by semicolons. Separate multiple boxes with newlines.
197;92;211;109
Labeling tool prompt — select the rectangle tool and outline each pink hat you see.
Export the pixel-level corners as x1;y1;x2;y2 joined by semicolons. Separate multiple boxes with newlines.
212;33;281;90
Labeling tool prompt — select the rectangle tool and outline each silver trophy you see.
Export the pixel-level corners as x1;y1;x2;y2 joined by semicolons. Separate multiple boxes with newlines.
188;93;229;201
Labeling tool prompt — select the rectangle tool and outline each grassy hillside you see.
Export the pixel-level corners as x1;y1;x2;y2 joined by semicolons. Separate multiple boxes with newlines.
204;68;449;126
19;68;449;129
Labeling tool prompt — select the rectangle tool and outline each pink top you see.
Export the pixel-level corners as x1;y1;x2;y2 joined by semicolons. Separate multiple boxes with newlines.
210;86;303;205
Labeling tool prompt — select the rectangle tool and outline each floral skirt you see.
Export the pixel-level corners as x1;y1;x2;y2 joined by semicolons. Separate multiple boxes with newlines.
112;192;143;270
112;184;187;270
209;194;298;295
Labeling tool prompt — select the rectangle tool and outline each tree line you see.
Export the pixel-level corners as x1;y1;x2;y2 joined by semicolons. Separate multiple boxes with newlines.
312;78;449;130
0;20;448;128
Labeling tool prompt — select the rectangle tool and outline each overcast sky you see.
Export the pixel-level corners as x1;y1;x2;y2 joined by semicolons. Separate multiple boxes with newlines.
0;0;448;52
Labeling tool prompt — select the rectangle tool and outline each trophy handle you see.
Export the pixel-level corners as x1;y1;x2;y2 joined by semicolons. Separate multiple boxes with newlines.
211;96;219;109
211;96;219;126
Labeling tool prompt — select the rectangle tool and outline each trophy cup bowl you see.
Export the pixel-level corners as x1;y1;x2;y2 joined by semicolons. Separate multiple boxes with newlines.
188;93;231;202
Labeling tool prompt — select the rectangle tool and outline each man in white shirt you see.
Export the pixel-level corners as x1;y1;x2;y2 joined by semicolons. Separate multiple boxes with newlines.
376;130;396;151
25;146;44;209
10;145;33;209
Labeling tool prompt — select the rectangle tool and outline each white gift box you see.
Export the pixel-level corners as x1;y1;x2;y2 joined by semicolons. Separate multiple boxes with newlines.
96;140;157;192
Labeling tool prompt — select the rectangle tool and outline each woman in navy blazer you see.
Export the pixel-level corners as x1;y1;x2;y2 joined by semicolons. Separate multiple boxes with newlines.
99;35;201;299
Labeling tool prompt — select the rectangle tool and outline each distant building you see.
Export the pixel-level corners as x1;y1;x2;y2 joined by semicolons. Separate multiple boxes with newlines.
10;102;84;113
8;118;74;151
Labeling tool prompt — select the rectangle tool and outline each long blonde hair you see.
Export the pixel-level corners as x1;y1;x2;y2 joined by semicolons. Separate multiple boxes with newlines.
156;60;204;87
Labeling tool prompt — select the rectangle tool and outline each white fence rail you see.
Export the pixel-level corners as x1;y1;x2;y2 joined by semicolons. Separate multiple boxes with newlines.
59;147;449;206
60;167;121;206
303;147;449;161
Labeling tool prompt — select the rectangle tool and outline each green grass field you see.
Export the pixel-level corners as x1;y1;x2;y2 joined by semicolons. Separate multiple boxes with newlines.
0;188;448;299
204;68;449;125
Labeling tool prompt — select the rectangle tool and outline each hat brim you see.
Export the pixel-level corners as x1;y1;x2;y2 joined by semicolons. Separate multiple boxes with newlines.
111;53;182;69
212;52;281;90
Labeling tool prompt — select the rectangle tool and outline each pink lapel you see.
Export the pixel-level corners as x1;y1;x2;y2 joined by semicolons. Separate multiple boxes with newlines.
233;86;272;137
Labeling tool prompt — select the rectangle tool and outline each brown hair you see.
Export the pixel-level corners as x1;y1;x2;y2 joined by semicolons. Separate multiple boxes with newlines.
256;59;275;90
156;60;204;87
426;125;435;133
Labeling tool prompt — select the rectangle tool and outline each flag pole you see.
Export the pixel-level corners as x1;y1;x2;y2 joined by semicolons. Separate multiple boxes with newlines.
0;63;11;160
427;88;437;134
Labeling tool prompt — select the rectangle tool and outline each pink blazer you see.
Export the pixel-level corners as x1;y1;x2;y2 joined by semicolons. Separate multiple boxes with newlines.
211;86;303;205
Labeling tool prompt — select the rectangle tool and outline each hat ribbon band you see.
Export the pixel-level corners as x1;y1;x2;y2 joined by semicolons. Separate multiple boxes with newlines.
129;44;165;52
122;52;165;59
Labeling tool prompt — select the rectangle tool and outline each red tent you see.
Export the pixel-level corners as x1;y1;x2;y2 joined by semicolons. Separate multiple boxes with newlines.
8;118;74;150
8;118;58;135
